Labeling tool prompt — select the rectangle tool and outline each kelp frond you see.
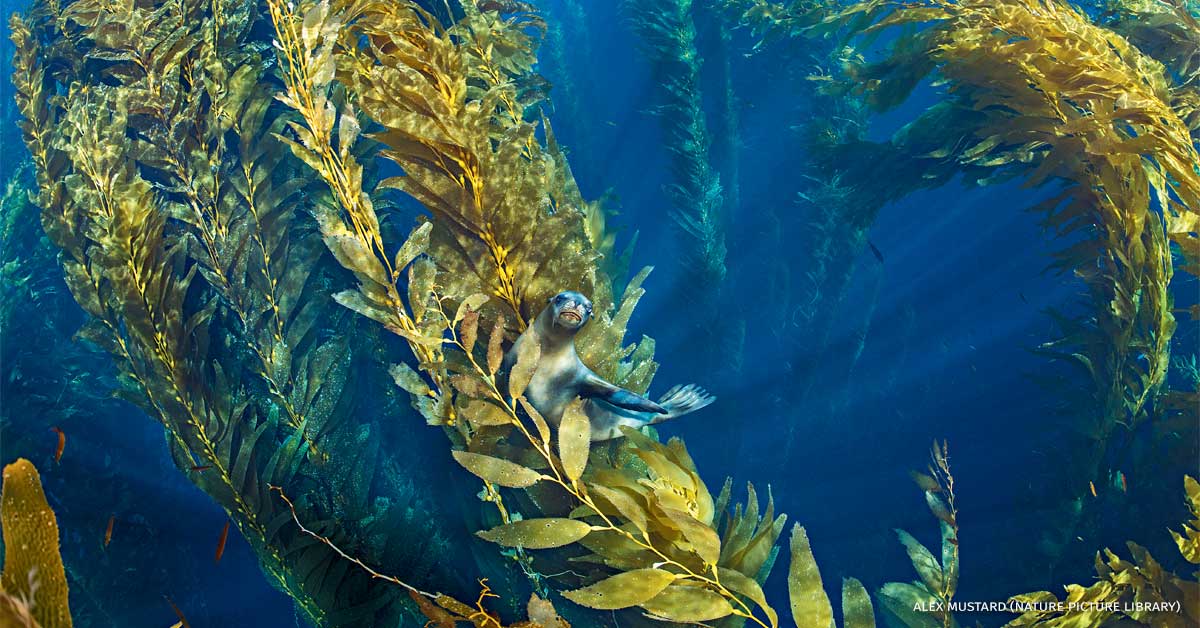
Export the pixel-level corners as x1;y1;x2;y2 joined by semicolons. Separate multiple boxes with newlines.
269;1;781;624
1005;475;1200;627
627;0;728;290
10;0;449;623
0;459;70;628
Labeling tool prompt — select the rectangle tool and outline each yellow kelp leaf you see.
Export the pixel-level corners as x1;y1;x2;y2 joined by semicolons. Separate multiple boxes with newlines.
717;567;778;628
641;583;733;623
460;401;512;428
477;518;592;549
588;485;650;537
842;577;876;628
895;529;943;595
389;363;430;397
518;397;552;446
487;317;506;375
1170;475;1200;563
509;339;540;398
451;451;542;488
393;221;432;273
459;309;480;354
454;293;489;326
1;459;71;628
561;568;676;610
788;525;831;628
576;527;657;570
661;508;721;566
558;400;590;483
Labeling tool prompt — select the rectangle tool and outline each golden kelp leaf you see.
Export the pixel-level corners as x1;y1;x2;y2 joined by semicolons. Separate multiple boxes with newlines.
451;451;543;488
450;374;491;399
895;529;943;595
788;525;832;628
509;339;540;398
641;583;734;623
662;508;721;566
561;568;676;610
842;577;876;628
924;492;955;526
389;362;430;397
460;309;480;353
477;518;593;549
393;221;432;272
577;527;657;570
558;400;590;483
487;317;505;375
518;397;552;445
1171;475;1200;563
1;459;71;628
461;401;512;428
589;485;650;537
910;471;940;493
455;293;490;325
717;567;778;628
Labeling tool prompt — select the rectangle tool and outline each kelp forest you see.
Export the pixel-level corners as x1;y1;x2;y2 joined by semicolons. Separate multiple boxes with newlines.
0;0;1196;626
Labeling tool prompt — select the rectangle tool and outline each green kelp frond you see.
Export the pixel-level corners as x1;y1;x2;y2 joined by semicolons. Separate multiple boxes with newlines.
1004;476;1200;628
825;0;1198;450
268;4;778;625
879;441;960;628
1097;0;1200;87
10;0;451;623
1;459;70;628
786;525;876;628
627;0;728;292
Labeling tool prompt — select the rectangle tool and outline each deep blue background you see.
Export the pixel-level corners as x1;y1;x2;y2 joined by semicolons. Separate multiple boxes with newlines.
1;0;1197;625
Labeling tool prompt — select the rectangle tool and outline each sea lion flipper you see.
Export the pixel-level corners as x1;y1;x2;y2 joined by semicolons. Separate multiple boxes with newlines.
578;370;668;414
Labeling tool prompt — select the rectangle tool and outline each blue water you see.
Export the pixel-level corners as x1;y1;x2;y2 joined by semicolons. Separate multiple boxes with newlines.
1;0;1196;625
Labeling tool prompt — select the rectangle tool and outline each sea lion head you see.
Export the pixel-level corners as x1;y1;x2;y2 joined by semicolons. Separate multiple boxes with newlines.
546;291;593;333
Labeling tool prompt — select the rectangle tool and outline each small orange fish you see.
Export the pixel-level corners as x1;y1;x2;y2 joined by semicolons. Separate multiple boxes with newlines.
51;427;65;464
1115;470;1128;493
214;520;230;564
190;465;211;472
1089;481;1097;497
165;596;190;628
104;515;115;548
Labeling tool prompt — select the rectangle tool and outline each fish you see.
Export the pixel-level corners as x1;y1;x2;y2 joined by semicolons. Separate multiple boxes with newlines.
165;597;190;628
51;426;65;464
1019;291;1028;303
867;240;884;263
215;520;230;563
104;515;115;548
1089;481;1097;497
1114;470;1127;493
190;465;212;472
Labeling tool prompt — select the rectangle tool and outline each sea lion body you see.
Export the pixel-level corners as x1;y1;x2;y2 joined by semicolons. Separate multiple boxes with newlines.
503;291;714;441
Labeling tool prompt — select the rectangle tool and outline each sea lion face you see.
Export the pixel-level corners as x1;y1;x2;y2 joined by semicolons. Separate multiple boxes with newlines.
548;291;592;332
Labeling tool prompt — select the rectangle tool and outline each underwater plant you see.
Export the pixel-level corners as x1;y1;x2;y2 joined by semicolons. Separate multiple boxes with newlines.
1004;475;1200;628
8;0;456;623
784;441;962;628
1;458;71;628
267;0;789;623
626;0;731;353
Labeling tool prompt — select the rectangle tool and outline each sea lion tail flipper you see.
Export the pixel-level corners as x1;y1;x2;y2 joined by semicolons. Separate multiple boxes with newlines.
651;384;715;422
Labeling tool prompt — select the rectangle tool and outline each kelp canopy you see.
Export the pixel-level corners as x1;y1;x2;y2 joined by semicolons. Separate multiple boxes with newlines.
7;0;787;624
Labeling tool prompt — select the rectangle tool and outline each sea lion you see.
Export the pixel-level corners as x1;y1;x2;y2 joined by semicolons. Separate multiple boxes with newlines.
503;290;714;441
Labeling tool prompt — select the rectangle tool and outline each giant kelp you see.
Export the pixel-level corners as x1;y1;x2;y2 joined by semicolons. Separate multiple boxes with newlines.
268;0;786;624
0;459;70;628
1004;475;1200;628
9;0;454;623
626;0;734;375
